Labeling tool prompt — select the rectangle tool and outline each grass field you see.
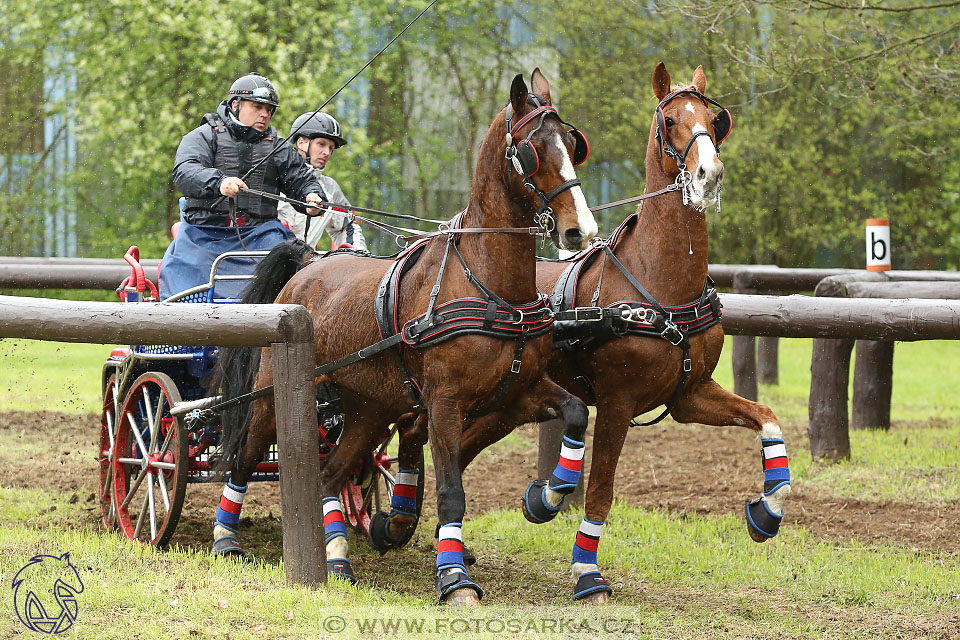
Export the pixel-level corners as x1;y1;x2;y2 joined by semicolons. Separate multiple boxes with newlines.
1;337;959;639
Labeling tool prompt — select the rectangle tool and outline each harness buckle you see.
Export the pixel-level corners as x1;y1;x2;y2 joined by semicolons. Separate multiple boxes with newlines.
660;320;684;346
683;357;692;373
430;285;441;297
510;359;522;374
572;306;603;322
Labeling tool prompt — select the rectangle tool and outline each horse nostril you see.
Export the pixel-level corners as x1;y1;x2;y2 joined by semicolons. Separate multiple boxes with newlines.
697;166;706;180
564;228;583;247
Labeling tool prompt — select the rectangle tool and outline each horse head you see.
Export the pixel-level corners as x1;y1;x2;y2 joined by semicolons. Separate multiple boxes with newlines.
651;62;731;210
503;69;598;250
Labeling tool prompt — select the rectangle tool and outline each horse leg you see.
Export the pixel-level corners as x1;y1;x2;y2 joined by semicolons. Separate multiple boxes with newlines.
519;383;590;525
211;397;276;560
670;378;792;542
368;413;426;553
317;403;392;584
427;397;485;606
565;394;636;603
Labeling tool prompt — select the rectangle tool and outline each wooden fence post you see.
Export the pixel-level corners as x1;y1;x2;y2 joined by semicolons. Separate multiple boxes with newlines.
538;418;584;508
807;336;855;461
731;271;758;401
271;307;325;586
757;337;779;385
851;340;894;430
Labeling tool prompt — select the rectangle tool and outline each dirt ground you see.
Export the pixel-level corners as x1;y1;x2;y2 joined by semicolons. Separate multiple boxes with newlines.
2;409;958;556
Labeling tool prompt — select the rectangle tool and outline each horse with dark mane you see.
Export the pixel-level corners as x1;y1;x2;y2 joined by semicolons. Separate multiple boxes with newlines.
211;69;598;605
457;62;793;602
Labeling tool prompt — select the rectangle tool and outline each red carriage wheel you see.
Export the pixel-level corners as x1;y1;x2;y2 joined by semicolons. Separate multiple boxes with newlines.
111;372;188;548
340;447;424;548
98;374;120;530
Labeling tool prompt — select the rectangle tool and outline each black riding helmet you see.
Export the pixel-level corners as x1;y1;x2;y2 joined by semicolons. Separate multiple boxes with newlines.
228;72;279;115
288;112;347;148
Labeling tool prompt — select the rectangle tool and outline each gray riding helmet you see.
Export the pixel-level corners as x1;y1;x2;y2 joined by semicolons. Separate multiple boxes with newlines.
228;72;279;113
288;112;347;148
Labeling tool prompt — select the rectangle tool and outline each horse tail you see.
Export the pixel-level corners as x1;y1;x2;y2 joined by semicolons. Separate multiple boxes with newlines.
211;238;316;476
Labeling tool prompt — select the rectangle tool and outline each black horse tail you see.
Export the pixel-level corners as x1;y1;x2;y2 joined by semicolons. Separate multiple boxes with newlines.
211;239;316;477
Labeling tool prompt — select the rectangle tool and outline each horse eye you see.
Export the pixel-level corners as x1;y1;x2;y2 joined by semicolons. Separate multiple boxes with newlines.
665;117;675;127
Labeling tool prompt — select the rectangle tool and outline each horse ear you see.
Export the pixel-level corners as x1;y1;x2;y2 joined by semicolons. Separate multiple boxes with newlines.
510;73;528;119
530;67;551;104
692;65;706;94
652;62;671;101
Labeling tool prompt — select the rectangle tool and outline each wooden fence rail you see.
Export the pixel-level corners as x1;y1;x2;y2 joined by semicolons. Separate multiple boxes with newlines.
0;295;324;586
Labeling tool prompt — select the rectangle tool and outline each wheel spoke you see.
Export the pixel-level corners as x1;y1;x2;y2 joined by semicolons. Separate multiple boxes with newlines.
143;387;157;449
120;468;147;509
152;392;167;450
133;483;149;539
147;472;157;540
156;469;170;511
105;411;115;458
117;457;145;466
127;412;149;461
156;422;176;458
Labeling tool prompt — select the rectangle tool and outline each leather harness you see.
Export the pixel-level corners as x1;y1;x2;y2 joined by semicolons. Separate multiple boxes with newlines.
546;213;722;425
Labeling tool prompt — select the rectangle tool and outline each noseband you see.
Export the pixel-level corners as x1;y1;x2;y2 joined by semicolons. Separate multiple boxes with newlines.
654;87;733;208
505;95;587;236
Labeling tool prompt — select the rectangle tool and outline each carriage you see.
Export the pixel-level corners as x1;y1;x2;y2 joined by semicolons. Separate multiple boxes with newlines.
95;245;424;549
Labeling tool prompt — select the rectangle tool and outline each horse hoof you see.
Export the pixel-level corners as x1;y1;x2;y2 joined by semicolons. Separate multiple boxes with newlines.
744;497;782;543
445;587;481;607
581;590;611;604
521;479;562;524
748;526;770;543
369;512;418;554
326;558;358;585
211;535;248;561
436;571;484;604
572;570;613;601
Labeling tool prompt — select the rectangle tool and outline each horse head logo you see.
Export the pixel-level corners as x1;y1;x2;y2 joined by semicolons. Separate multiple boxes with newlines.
11;552;84;634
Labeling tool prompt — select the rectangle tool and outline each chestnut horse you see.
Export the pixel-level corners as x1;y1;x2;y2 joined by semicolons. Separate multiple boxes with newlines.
458;62;793;602
211;70;598;605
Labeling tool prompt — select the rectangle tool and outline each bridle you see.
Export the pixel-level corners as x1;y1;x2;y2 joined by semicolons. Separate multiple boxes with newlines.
654;87;732;209
504;95;589;237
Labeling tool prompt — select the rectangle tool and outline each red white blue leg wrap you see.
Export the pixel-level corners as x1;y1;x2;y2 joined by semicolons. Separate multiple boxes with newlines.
215;481;246;533
390;468;419;518
746;436;791;539
322;497;348;544
549;436;585;492
435;522;483;601
572;518;603;565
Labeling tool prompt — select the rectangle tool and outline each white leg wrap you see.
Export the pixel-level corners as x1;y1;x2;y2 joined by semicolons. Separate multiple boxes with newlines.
326;536;348;560
763;484;792;514
213;524;234;540
571;562;600;580
544;487;565;508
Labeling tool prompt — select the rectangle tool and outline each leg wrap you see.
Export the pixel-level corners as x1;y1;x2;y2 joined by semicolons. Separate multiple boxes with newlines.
390;468;419;517
746;433;791;541
435;523;483;602
572;519;603;566
549;436;585;493
215;481;246;532
761;437;791;495
322;497;348;545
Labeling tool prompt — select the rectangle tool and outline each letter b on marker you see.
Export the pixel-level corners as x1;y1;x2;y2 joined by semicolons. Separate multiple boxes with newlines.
865;219;890;272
